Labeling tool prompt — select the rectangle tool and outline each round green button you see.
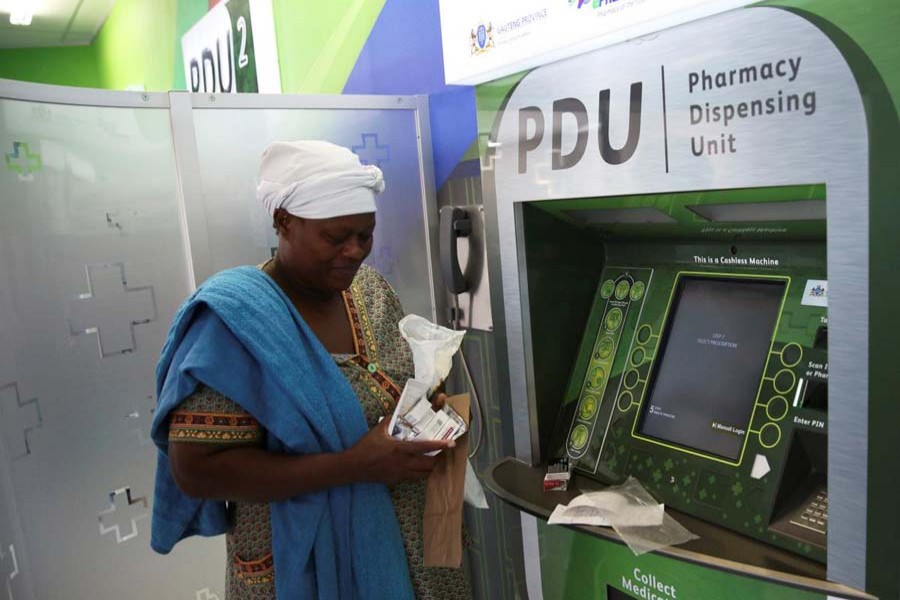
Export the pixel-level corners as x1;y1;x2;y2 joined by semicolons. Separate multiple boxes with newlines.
780;342;803;368
600;279;616;299
615;280;631;300
605;308;623;331
579;395;599;420
636;324;653;345
571;424;589;450
630;281;646;302
367;363;378;373
631;347;646;366
623;369;641;390
766;396;789;421
759;423;782;449
773;369;796;394
596;336;615;360
588;366;606;389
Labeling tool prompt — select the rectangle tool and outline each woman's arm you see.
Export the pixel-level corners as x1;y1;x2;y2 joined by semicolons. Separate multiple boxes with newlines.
169;419;452;502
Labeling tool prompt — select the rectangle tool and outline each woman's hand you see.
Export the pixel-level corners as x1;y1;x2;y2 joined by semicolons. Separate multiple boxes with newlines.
169;419;453;502
430;391;448;410
346;419;454;485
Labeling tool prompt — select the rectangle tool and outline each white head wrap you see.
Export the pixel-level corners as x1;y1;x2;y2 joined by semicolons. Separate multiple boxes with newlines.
256;140;385;219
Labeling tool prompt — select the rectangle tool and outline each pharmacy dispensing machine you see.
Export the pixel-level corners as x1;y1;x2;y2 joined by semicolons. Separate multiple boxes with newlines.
478;5;898;600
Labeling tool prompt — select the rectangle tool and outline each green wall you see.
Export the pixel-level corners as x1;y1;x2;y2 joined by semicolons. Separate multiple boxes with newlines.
0;0;206;91
93;0;207;91
272;0;386;93
93;0;177;90
0;0;383;94
0;43;102;88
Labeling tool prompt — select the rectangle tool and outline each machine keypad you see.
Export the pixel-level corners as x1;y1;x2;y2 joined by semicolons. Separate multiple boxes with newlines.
791;489;828;534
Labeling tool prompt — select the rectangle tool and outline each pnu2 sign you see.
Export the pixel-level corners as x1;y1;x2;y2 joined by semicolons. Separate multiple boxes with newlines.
182;0;281;94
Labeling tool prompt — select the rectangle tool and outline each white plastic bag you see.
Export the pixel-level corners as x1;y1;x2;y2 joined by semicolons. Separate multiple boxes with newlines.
399;315;466;395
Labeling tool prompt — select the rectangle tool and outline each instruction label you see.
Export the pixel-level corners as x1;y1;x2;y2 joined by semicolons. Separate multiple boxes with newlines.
621;568;679;599
693;255;780;267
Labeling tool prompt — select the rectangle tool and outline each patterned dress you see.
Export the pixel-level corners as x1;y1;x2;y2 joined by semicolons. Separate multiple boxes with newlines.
167;265;471;600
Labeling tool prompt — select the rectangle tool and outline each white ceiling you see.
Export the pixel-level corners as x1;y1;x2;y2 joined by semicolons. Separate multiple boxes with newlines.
0;0;117;49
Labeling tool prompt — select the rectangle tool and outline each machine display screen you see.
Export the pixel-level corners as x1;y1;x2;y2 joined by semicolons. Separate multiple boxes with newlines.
637;276;786;461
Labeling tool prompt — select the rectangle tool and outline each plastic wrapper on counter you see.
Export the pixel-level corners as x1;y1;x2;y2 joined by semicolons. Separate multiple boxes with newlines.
549;477;697;555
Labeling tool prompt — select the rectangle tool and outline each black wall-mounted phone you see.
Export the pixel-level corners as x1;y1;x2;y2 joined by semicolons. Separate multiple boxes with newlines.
439;206;472;297
438;205;487;459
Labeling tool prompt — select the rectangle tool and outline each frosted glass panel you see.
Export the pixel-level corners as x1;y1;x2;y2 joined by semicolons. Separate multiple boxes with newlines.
191;108;434;319
0;99;224;599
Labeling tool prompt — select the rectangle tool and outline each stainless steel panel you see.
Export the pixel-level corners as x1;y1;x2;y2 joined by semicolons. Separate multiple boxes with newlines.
522;513;545;600
413;95;442;324
513;203;542;463
169;93;212;290
0;95;224;599
436;157;528;600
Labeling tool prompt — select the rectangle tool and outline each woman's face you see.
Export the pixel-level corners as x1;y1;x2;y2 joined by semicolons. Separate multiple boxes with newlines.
275;210;376;294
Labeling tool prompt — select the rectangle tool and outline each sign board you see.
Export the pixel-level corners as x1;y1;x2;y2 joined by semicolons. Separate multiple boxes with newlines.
438;0;753;85
182;0;281;93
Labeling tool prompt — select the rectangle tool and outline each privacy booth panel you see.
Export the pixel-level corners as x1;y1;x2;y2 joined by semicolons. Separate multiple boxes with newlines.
0;96;224;599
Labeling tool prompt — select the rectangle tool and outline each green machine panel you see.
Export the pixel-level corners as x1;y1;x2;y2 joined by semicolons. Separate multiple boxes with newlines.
540;522;832;600
564;267;655;464
541;191;830;562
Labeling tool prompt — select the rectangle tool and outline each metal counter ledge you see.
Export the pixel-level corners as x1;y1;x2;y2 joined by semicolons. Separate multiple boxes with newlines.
483;458;873;599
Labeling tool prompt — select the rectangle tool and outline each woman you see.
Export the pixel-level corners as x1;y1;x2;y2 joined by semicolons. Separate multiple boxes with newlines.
150;141;471;600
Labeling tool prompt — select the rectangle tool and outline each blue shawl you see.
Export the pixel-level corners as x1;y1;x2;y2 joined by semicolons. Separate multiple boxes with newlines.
150;266;414;600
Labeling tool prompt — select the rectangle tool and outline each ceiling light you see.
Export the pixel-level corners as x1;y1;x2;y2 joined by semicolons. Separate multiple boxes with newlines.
10;0;33;26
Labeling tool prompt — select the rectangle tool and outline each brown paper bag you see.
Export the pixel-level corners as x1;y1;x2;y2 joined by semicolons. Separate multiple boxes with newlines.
423;393;470;568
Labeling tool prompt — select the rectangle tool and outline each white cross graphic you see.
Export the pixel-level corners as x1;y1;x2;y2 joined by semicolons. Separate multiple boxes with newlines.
352;133;390;168
68;263;157;358
0;383;41;459
98;487;149;544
